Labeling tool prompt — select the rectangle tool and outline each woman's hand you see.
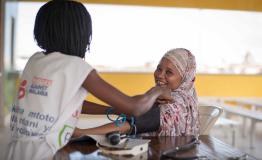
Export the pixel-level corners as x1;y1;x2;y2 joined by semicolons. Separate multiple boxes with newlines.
156;86;172;104
72;127;84;138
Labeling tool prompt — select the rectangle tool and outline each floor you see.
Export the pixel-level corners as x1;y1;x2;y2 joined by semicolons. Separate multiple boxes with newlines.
211;116;262;159
0;126;10;160
1;116;262;160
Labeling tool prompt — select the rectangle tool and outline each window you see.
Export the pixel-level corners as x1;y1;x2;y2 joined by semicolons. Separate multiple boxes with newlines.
15;2;262;74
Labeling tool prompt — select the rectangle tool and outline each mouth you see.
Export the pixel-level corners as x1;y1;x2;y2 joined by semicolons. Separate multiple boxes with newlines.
156;80;167;86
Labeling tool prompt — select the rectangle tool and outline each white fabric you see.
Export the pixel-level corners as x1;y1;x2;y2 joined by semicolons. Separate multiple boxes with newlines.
6;52;93;160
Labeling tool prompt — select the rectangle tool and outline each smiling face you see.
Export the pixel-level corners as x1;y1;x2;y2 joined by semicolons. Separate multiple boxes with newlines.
154;57;183;90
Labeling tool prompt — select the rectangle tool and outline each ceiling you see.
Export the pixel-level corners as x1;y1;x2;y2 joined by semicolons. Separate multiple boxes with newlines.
18;0;262;12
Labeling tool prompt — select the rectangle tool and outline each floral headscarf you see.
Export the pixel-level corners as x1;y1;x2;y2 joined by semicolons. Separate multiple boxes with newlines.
153;48;199;136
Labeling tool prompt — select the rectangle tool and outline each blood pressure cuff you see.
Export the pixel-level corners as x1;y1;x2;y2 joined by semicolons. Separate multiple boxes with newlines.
129;103;160;135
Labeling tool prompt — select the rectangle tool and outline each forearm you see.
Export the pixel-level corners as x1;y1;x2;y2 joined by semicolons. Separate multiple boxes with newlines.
131;86;163;116
78;122;131;135
82;101;110;114
82;71;168;117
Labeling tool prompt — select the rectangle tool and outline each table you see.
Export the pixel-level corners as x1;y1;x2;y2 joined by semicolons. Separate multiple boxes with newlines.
232;99;262;111
54;135;257;160
199;97;262;111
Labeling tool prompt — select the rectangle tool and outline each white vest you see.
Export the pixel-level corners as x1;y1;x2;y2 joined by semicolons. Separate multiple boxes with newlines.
6;52;93;160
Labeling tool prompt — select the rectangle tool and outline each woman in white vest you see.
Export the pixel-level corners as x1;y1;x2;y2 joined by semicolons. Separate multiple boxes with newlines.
6;0;172;159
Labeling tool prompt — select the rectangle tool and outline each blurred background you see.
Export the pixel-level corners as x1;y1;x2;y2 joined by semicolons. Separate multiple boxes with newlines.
0;0;262;159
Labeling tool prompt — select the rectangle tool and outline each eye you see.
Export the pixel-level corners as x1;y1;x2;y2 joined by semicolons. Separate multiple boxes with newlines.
166;70;173;75
156;66;162;72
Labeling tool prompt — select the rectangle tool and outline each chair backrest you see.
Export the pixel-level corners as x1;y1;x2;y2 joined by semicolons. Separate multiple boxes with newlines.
199;105;223;135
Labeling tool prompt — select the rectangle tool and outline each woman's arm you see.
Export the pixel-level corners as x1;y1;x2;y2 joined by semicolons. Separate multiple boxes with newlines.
73;122;131;137
81;101;123;115
81;101;110;114
82;70;171;117
73;104;160;137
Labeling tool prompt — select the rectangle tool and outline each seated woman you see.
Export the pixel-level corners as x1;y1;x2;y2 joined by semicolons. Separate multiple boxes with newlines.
73;48;199;137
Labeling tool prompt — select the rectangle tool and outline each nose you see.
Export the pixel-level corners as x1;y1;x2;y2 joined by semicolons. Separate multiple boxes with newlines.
156;70;165;79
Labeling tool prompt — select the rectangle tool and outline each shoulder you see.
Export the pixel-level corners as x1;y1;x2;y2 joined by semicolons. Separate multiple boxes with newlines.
54;52;94;76
60;52;93;71
23;52;45;70
27;52;45;61
52;52;91;65
28;51;94;76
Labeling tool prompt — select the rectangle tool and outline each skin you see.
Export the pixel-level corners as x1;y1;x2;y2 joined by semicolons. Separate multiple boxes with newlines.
72;59;182;138
82;70;172;117
73;101;131;137
154;57;183;103
73;121;131;137
154;57;182;90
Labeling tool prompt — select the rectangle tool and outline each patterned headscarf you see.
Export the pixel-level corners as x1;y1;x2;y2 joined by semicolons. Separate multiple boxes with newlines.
155;48;199;136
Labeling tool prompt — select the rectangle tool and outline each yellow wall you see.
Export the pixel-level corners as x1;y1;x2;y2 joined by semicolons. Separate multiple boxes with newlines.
87;73;262;103
195;74;262;97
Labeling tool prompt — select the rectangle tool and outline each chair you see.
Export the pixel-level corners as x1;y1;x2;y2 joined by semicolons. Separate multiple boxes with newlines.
199;105;223;135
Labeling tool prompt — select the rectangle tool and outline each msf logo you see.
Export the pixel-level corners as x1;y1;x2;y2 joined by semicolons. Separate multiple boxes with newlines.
18;80;27;99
